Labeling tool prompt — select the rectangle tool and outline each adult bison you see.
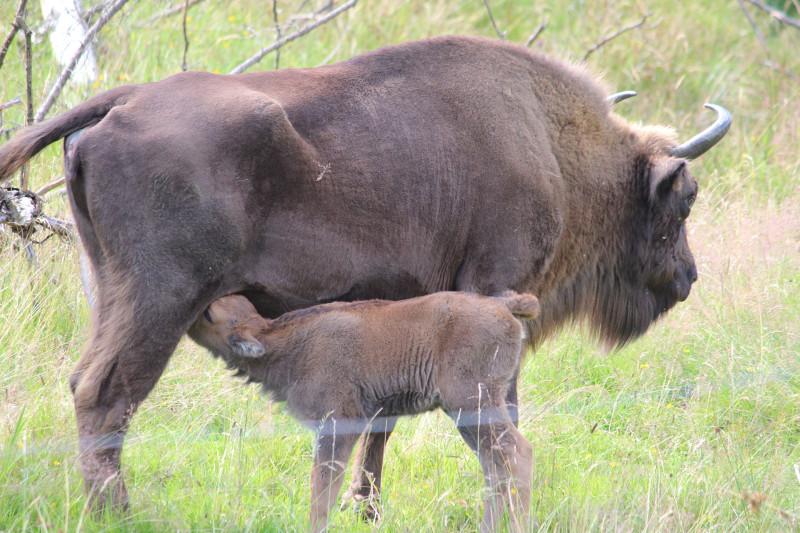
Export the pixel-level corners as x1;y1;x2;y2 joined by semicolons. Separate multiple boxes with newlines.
0;35;729;510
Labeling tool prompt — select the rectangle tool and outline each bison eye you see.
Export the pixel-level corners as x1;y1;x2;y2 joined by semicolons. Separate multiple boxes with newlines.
203;309;213;323
686;192;696;208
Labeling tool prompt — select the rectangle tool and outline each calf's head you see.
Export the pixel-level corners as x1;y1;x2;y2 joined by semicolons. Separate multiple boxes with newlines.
188;295;266;359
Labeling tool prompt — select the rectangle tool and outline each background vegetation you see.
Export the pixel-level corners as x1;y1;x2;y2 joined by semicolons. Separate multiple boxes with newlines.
1;0;798;530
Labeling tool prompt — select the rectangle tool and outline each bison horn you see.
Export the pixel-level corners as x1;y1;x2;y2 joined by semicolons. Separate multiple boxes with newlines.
670;104;732;160
607;91;637;105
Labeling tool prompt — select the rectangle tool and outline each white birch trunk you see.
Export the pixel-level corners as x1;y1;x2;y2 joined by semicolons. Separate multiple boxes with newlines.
40;0;97;85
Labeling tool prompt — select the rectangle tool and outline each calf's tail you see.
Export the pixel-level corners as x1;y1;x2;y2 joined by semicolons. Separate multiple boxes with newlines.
0;85;138;181
497;291;540;319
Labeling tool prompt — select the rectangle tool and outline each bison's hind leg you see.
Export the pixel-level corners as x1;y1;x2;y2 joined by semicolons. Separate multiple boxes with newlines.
455;414;532;533
444;372;532;532
340;416;398;522
70;276;210;510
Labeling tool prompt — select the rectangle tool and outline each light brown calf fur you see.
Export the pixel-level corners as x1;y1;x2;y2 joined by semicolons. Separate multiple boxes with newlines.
188;291;540;532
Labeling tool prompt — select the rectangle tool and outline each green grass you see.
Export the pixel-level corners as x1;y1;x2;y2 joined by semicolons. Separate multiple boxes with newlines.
1;0;799;530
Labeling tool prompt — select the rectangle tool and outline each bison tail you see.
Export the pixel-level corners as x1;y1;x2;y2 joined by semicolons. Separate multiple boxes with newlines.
0;85;137;181
497;291;540;320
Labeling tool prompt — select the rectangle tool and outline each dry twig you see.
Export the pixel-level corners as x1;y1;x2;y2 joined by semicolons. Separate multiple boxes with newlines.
315;23;349;67
747;0;800;30
583;13;650;61
525;18;548;47
739;0;797;78
181;0;190;71
482;0;506;40
35;0;131;123
272;0;282;70
739;0;772;56
229;0;357;75
136;0;205;26
0;0;28;72
36;176;67;196
20;15;33;190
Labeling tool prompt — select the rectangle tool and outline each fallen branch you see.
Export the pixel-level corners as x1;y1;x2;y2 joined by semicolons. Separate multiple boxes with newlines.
229;0;357;75
0;186;74;268
0;187;75;242
35;0;131;123
482;0;506;40
525;18;548;47
583;13;650;61
0;0;28;72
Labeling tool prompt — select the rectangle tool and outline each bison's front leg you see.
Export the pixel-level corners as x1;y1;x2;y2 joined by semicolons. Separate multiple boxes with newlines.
70;291;195;510
310;422;359;532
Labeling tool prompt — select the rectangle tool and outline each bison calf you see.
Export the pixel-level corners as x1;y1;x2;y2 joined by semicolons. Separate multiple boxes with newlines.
188;291;539;532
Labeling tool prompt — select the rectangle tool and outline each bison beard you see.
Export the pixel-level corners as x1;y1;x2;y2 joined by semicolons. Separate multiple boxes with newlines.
0;35;729;513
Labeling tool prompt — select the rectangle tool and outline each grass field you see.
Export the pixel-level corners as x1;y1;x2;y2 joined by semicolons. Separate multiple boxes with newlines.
1;0;799;530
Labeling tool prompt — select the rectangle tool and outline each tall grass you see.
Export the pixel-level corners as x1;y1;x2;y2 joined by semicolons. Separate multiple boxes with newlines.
1;0;799;530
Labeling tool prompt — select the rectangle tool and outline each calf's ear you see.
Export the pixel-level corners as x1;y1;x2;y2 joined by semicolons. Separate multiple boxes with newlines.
227;334;265;358
649;159;687;201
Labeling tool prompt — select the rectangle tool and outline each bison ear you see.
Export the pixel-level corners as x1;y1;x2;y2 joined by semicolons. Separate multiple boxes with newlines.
227;334;265;358
649;159;687;202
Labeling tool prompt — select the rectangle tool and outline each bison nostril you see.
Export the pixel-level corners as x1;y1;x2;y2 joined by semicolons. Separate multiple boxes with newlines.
688;266;698;284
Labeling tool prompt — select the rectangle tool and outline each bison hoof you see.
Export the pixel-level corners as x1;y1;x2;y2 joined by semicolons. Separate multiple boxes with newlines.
340;491;382;523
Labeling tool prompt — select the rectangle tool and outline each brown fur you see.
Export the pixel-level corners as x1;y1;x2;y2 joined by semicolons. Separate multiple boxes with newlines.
188;291;539;532
0;36;708;508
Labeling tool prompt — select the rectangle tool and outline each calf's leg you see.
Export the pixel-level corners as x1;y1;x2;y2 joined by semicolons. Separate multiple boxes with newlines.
310;424;360;532
340;416;397;521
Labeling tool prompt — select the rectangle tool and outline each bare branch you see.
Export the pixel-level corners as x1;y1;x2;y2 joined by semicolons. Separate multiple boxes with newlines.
84;0;118;24
482;0;506;40
229;0;357;75
18;16;33;190
739;0;773;60
583;13;650;61
0;97;23;111
34;0;131;123
272;0;282;70
181;0;190;71
746;0;800;30
136;0;205;26
22;237;38;268
0;0;28;72
739;0;797;78
524;18;548;47
36;176;67;196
